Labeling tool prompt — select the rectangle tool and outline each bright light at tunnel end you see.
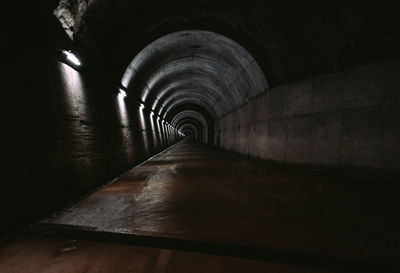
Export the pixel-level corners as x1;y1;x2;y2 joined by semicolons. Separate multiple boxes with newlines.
63;50;81;66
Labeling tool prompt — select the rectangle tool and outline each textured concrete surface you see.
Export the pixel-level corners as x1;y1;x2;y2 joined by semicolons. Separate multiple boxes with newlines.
218;59;400;169
1;56;182;236
44;140;400;266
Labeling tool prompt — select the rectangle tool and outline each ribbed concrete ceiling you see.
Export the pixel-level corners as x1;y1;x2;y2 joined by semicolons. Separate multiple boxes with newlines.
172;110;208;142
172;110;207;129
180;123;199;140
121;30;268;124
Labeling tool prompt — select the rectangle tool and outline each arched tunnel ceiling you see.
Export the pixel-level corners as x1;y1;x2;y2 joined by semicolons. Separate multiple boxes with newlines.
53;0;400;87
171;110;207;129
176;119;203;134
165;103;214;143
180;123;200;140
165;103;214;127
122;30;268;121
177;118;203;138
172;111;208;142
181;124;198;134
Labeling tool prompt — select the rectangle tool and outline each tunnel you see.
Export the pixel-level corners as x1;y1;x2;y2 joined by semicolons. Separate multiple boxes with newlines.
2;1;400;272
121;30;268;147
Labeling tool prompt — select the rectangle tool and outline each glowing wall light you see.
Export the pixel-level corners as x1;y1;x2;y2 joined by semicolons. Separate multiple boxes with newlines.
137;103;150;153
138;103;146;130
149;111;157;146
117;89;129;126
154;115;164;145
63;50;81;66
118;89;127;98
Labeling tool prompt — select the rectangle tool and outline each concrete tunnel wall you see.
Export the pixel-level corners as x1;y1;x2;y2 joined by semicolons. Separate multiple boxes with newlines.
216;59;400;169
51;59;183;191
1;49;183;236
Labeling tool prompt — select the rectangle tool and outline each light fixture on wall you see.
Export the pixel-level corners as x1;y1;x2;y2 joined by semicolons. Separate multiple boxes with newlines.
118;88;127;98
63;50;81;66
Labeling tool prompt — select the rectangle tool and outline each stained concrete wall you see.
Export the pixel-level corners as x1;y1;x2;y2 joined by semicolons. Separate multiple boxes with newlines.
216;59;400;169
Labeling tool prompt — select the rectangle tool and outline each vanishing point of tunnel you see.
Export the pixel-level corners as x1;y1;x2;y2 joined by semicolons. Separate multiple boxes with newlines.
2;1;400;273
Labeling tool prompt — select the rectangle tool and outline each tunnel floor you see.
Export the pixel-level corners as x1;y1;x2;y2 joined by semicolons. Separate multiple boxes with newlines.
1;140;399;272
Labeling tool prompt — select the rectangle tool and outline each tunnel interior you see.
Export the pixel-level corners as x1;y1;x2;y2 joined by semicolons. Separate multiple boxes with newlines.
122;30;268;146
2;1;400;272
